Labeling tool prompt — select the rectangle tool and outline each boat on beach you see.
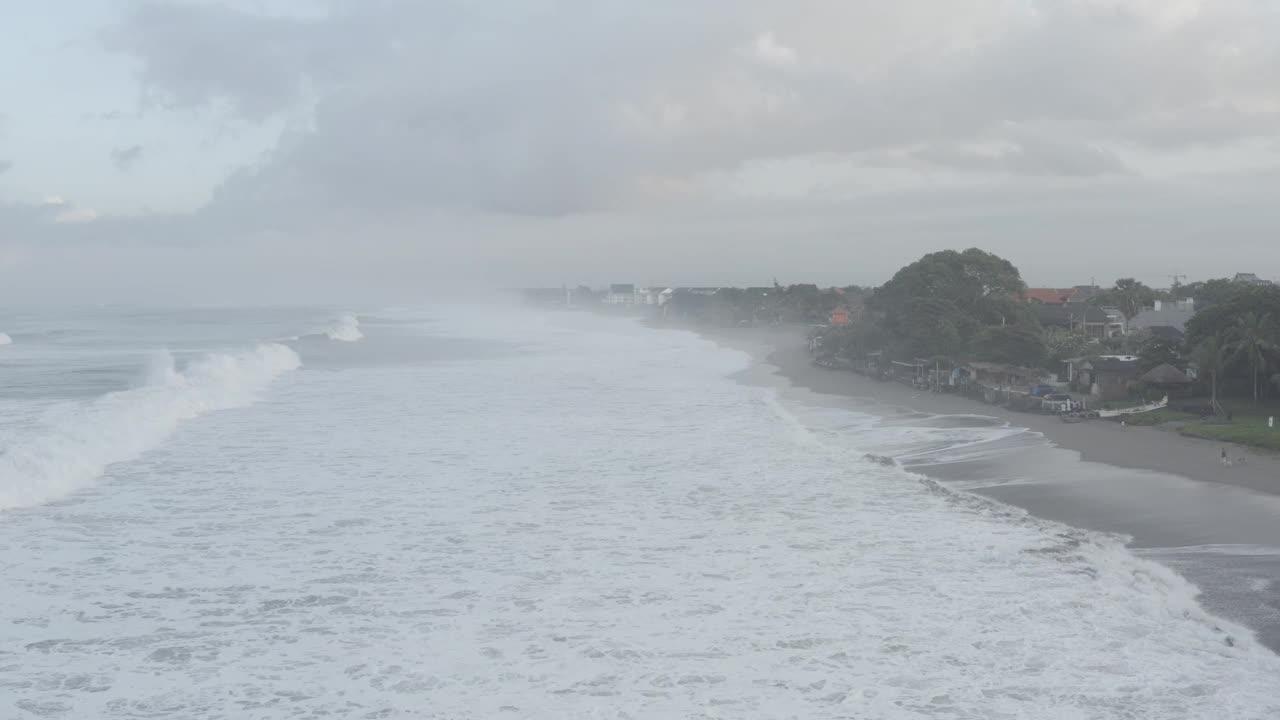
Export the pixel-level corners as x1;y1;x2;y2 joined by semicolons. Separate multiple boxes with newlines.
1096;395;1169;418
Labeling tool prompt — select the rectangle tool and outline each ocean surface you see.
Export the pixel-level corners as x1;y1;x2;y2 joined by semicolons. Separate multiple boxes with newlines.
2;305;1280;718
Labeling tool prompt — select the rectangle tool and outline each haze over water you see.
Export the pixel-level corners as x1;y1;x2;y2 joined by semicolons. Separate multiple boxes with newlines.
2;305;1279;718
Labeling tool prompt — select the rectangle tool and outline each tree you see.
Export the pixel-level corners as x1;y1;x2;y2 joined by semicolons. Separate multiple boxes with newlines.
1093;278;1156;319
973;324;1048;369
1138;335;1185;373
1227;312;1278;405
1181;278;1236;310
1043;327;1094;363
870;248;1029;360
871;248;1026;323
1192;334;1227;413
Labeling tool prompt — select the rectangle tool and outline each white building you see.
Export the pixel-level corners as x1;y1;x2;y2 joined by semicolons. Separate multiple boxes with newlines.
604;284;637;304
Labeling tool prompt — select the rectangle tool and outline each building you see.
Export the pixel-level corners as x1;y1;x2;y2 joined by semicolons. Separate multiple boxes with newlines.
605;284;637;304
1077;355;1143;401
1023;288;1078;305
1233;273;1272;286
1034;304;1122;339
830;306;851;325
1129;298;1196;336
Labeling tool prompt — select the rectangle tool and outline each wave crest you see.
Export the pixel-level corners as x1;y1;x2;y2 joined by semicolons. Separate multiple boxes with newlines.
0;343;301;511
0;333;11;346
323;313;363;342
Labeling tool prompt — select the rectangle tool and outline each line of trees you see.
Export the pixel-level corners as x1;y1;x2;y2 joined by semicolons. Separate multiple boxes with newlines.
659;250;1280;406
1185;287;1280;406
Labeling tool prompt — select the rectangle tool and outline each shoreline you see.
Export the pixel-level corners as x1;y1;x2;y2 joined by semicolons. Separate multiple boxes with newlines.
664;320;1280;651
691;322;1280;498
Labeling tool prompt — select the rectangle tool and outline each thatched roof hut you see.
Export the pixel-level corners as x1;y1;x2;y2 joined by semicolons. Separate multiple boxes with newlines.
1141;363;1191;385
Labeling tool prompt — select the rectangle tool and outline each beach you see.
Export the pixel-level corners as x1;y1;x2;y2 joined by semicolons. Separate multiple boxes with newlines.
687;322;1280;651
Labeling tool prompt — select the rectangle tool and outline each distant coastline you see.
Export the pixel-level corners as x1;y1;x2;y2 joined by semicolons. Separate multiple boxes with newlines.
662;319;1280;498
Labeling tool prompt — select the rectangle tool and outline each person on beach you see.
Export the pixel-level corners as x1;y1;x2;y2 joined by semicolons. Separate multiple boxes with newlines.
1221;448;1230;466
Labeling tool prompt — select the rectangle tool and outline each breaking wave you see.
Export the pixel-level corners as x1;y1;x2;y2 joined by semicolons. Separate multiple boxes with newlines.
323;313;363;342
0;333;11;346
0;343;301;511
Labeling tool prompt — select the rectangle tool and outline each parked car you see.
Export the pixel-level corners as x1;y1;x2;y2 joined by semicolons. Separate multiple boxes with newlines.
1030;384;1057;397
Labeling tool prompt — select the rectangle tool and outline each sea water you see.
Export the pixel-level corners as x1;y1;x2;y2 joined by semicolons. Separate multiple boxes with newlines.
2;305;1279;718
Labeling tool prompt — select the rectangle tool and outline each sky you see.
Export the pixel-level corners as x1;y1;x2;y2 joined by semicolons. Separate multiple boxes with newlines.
2;0;1280;304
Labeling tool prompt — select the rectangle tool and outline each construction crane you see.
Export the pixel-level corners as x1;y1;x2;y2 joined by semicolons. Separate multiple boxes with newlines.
1168;273;1187;288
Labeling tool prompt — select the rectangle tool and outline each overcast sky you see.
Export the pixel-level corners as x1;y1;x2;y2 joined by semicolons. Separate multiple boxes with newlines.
2;0;1279;303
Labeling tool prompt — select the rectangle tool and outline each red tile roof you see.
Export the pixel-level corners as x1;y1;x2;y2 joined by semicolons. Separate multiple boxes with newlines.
1023;288;1078;304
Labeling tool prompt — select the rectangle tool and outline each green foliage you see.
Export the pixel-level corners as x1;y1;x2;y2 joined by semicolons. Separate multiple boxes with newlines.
972;324;1048;368
1042;327;1094;363
1138;335;1185;372
1179;421;1280;451
1227;311;1280;404
1181;278;1237;310
1091;278;1156;319
869;248;1030;362
1185;284;1280;350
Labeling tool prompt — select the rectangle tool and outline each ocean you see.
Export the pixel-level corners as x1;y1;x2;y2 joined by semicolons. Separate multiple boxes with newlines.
2;305;1279;718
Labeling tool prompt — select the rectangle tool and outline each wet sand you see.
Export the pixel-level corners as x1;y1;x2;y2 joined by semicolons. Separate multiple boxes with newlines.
682;322;1280;651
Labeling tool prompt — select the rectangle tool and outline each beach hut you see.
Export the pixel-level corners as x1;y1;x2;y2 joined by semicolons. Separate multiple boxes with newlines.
1141;363;1193;397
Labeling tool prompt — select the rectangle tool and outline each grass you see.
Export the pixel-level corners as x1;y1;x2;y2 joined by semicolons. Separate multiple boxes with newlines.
1179;421;1280;452
1099;395;1280;450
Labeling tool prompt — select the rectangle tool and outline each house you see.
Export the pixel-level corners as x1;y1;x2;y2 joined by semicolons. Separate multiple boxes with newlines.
635;287;673;305
1141;363;1193;394
1023;288;1078;305
965;361;1039;390
830;306;851;325
1035;304;1121;339
1233;273;1272;286
1077;355;1143;401
1145;325;1186;342
1130;298;1196;335
605;284;637;304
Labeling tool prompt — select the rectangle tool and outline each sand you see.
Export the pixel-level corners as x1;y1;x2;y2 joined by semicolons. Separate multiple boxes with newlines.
673;321;1280;650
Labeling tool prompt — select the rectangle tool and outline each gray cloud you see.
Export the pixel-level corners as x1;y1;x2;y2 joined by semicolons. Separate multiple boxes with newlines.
98;0;1280;220
111;145;144;171
4;0;1277;304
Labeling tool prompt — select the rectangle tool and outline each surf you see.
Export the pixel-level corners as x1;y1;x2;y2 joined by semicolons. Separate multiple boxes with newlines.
0;343;301;511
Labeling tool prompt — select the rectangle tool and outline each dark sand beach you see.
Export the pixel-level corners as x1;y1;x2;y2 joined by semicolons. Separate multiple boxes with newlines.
687;322;1280;651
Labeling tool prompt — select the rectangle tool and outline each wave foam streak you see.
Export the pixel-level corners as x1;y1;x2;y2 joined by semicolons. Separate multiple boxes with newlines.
0;343;300;510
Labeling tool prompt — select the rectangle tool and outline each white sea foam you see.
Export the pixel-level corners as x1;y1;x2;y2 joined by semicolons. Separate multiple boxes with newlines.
323;312;363;342
0;343;300;511
0;332;11;345
3;309;1280;718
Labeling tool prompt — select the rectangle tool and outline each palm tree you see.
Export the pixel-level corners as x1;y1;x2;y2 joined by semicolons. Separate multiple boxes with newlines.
1192;334;1227;414
1228;312;1278;405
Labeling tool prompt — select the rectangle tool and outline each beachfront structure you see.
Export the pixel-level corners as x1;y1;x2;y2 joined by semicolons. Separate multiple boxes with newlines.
965;362;1039;391
605;284;638;304
1141;363;1194;396
1076;355;1143;401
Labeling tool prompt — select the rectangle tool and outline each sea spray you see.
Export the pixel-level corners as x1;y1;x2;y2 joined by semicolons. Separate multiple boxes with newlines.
324;313;363;342
0;343;300;511
0;333;12;346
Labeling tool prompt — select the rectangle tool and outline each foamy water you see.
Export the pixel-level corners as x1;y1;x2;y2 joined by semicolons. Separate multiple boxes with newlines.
323;312;363;342
2;307;1279;718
